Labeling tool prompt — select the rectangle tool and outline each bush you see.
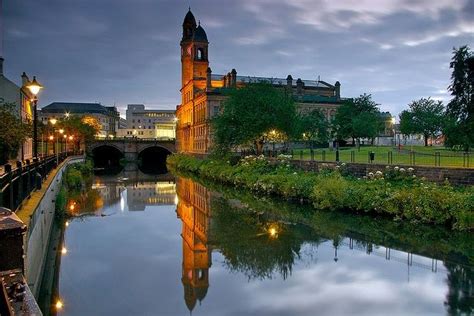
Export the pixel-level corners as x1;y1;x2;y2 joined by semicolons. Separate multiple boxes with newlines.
167;154;473;231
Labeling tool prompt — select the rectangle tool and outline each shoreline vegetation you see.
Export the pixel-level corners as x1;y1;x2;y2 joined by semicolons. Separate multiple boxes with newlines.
55;160;94;219
167;154;473;231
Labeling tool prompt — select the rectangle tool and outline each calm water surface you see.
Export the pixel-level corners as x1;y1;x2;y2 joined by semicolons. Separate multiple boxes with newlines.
41;172;473;316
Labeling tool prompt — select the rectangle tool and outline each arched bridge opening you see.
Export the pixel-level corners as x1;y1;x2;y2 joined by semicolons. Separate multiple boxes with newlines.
91;145;124;173
138;146;172;174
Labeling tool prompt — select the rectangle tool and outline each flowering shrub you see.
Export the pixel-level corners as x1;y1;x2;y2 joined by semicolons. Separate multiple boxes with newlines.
167;154;474;231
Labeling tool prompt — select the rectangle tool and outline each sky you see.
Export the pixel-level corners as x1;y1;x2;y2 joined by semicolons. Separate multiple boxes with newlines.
1;0;473;118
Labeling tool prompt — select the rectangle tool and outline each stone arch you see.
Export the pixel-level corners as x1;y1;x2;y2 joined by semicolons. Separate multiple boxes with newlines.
137;145;172;174
88;142;123;154
90;144;124;171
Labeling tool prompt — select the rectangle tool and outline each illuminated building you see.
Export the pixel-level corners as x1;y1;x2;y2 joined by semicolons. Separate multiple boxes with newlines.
176;177;212;312
118;104;176;139
176;9;346;154
0;57;34;161
38;102;120;137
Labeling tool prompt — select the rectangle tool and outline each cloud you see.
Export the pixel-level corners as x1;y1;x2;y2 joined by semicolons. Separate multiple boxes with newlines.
2;0;471;115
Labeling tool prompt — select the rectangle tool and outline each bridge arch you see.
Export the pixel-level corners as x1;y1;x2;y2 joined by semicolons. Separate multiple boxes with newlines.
137;145;172;174
91;144;124;171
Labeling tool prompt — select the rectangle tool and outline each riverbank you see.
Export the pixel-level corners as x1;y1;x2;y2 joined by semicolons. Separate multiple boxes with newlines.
167;154;474;231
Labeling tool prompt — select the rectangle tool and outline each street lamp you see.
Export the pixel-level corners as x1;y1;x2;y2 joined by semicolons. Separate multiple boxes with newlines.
26;76;43;159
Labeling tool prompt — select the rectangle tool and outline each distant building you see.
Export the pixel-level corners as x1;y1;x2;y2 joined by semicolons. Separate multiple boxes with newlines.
118;104;176;139
0;57;34;161
176;9;346;154
39;102;120;137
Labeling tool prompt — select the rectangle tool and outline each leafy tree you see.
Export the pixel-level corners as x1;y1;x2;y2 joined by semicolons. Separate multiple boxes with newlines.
333;94;383;146
445;45;474;151
212;83;298;154
0;102;31;164
57;115;100;151
399;97;445;146
297;109;329;147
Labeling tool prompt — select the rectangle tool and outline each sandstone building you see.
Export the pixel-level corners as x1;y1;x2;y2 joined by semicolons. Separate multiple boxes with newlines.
176;9;345;154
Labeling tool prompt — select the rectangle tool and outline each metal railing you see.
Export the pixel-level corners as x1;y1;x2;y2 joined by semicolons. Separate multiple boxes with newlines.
0;152;73;211
241;147;472;168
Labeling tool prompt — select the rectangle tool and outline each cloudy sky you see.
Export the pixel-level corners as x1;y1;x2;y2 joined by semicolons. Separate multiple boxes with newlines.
2;0;473;117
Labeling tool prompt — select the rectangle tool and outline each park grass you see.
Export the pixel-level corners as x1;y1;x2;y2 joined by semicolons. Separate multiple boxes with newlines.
292;146;472;168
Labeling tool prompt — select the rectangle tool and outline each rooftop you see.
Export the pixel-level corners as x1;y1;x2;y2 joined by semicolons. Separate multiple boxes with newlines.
40;102;111;114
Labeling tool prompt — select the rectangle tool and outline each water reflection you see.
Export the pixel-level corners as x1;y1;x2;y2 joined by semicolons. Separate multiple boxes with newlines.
176;178;212;311
39;174;473;315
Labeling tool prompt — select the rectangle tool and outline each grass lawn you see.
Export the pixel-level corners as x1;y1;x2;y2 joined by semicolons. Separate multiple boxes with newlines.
290;146;472;168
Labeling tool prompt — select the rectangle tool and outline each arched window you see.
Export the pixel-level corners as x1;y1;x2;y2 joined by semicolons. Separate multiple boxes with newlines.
197;48;205;60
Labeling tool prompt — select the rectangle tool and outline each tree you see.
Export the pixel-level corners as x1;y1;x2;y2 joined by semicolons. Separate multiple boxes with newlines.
333;94;383;146
297;109;329;147
57;115;100;152
212;83;298;154
445;45;474;151
0;102;31;164
399;97;445;146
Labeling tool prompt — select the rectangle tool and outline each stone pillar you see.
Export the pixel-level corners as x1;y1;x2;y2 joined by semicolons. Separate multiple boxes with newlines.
335;81;341;101
231;69;237;87
296;78;303;95
226;73;231;88
286;75;293;91
0;208;27;273
223;74;227;88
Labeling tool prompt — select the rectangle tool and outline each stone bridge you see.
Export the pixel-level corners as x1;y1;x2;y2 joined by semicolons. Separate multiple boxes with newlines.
87;138;176;163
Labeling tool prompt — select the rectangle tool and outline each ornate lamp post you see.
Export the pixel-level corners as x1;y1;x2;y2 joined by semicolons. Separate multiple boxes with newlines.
26;76;43;159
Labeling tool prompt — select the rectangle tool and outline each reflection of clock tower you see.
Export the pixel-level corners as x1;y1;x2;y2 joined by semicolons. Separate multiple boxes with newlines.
181;9;209;88
176;177;212;313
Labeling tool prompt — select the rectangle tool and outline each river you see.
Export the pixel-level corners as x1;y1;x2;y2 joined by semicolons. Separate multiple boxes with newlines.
38;171;473;316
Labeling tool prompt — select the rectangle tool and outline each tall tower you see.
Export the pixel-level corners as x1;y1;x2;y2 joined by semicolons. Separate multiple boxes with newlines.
180;9;209;88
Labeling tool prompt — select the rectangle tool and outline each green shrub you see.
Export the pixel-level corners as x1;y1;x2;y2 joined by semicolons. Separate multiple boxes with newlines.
167;154;473;231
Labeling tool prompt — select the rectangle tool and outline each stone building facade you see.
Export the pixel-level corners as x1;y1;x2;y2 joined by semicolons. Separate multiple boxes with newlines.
176;9;345;154
0;57;34;161
38;102;120;137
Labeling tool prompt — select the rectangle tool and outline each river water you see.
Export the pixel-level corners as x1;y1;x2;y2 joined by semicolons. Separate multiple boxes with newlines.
39;171;473;316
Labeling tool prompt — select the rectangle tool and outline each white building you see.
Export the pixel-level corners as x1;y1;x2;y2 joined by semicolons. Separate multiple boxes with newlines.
117;104;176;139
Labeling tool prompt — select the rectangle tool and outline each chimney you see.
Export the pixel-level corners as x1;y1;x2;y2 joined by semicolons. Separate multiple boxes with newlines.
231;69;237;87
21;72;29;86
0;57;3;76
335;81;341;101
206;67;212;90
296;78;303;94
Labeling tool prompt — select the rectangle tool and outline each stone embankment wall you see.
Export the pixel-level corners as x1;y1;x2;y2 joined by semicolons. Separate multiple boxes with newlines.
23;156;84;297
289;160;474;186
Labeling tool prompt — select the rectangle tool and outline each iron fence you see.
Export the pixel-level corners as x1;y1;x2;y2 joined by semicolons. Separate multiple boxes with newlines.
0;153;71;211
239;147;472;168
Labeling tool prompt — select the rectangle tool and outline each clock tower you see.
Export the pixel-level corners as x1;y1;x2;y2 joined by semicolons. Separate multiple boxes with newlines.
181;9;209;88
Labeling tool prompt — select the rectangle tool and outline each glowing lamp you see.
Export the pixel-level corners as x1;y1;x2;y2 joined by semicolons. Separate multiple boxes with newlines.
26;76;43;96
50;118;57;125
55;300;64;310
